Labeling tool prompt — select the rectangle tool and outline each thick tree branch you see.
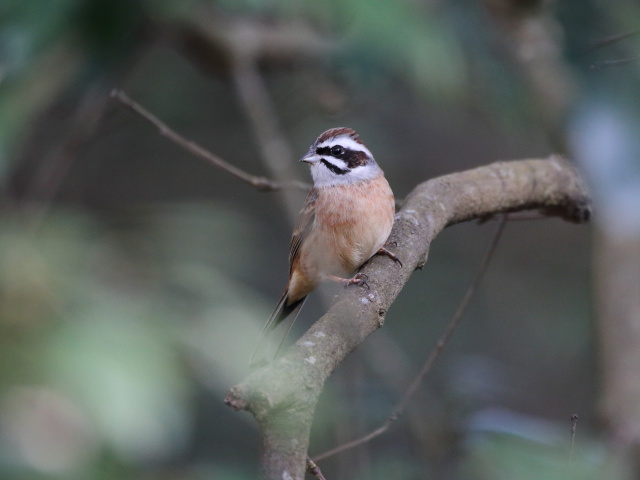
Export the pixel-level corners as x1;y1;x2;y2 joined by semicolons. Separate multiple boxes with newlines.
224;155;590;480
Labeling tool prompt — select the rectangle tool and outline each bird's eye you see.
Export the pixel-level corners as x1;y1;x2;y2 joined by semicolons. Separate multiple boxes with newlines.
331;145;344;156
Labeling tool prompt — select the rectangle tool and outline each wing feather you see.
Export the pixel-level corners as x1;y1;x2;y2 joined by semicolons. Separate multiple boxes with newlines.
289;188;317;272
249;192;316;366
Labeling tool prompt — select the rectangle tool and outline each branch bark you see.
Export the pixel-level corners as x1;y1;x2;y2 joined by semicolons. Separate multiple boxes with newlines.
312;216;507;462
225;155;590;480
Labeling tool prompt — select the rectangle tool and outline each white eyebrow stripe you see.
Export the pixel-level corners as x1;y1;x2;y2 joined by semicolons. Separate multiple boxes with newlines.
317;135;373;158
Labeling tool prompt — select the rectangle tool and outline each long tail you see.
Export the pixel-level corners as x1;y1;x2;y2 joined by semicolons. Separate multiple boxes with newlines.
249;291;307;366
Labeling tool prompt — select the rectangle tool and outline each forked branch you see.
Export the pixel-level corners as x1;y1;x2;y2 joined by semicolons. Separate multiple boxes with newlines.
224;156;590;480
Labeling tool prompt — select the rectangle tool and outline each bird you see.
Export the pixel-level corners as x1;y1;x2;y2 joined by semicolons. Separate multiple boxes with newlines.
250;127;401;364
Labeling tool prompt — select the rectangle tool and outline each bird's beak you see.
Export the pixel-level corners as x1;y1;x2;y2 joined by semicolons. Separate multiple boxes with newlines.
300;150;319;164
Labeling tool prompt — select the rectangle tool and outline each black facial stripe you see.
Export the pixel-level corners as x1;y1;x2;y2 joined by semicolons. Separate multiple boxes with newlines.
344;150;368;168
315;145;369;169
320;158;349;175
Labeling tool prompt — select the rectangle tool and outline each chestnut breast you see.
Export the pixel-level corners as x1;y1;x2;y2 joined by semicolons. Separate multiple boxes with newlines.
309;175;395;276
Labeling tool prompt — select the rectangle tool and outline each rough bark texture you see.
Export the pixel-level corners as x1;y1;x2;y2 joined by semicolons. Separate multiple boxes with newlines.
225;156;590;480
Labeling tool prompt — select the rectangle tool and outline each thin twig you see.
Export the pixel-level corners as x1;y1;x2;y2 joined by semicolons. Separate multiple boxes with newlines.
306;456;328;480
569;414;579;461
590;55;640;70
313;216;508;462
586;29;640;53
230;56;304;219
110;89;309;192
231;58;295;185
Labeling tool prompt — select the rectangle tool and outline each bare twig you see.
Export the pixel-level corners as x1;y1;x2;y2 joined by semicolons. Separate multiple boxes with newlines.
306;456;328;480
313;216;507;462
169;9;330;215
590;55;640;70
230;56;304;218
569;413;579;460
110;89;309;192
587;29;640;53
231;58;295;186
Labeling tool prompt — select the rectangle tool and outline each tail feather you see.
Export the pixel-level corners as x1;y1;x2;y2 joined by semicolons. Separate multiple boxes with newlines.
250;291;307;366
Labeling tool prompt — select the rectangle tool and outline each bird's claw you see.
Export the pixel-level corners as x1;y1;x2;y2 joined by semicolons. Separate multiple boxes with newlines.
378;246;403;268
344;272;369;290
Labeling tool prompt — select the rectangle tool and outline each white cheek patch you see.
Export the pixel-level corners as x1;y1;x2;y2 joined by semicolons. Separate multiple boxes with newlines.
311;162;381;187
348;164;381;183
321;156;348;170
310;163;339;186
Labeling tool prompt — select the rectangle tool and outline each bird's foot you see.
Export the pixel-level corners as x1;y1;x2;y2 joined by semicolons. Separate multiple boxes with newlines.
327;273;370;290
377;246;403;268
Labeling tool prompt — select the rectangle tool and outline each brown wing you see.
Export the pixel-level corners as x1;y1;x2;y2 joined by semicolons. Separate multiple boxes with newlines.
289;188;317;273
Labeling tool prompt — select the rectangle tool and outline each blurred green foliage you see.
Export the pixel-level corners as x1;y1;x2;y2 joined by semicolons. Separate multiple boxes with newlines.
0;206;265;478
460;429;604;480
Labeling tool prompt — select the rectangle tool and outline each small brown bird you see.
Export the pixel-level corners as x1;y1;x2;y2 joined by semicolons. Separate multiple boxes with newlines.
251;127;400;363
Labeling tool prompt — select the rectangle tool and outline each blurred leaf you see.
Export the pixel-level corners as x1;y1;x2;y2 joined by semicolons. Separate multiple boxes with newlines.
0;203;266;475
336;0;467;100
46;301;191;463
